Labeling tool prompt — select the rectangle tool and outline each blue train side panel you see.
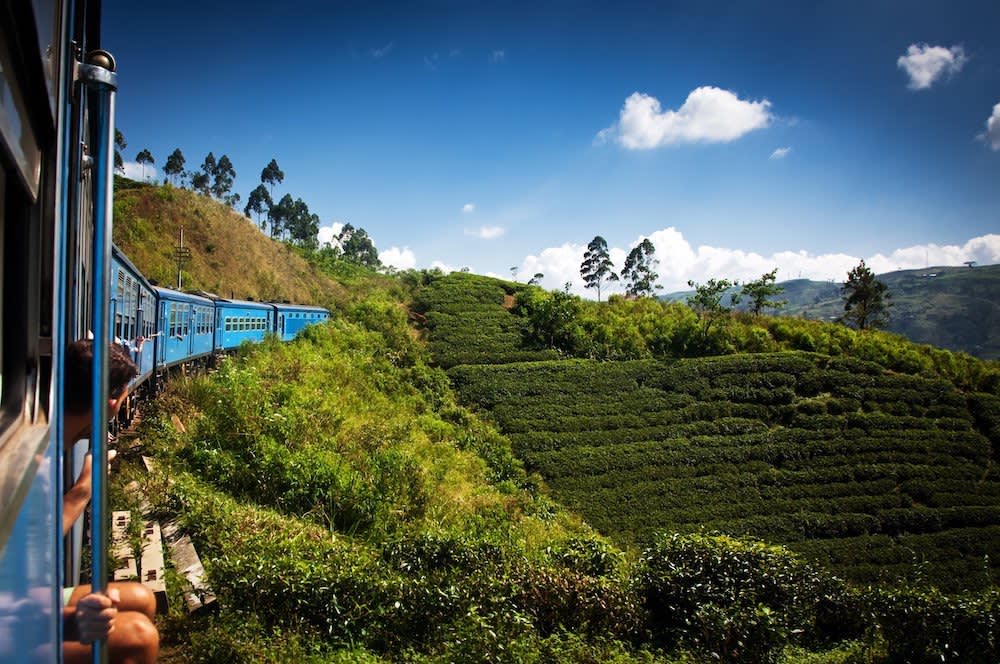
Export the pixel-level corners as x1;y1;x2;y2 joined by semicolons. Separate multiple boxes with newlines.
214;300;274;350
273;303;330;342
111;247;157;388
153;287;215;368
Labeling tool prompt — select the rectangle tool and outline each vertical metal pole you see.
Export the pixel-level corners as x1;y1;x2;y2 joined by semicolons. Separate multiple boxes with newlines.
77;49;117;664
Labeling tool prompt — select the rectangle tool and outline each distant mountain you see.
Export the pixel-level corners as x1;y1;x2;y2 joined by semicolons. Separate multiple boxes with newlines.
663;264;1000;359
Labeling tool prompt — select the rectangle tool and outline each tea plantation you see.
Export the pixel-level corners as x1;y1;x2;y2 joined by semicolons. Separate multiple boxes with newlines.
418;273;1000;592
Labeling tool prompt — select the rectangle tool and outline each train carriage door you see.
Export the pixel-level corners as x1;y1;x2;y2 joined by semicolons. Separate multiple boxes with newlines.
159;301;168;363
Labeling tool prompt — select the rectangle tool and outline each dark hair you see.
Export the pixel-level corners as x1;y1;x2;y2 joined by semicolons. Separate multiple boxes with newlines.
64;339;138;414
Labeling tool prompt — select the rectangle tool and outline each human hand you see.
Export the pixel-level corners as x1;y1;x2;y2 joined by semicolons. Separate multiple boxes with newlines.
75;587;120;644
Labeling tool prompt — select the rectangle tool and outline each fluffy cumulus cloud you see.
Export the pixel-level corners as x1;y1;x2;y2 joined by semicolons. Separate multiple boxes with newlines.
465;225;505;240
596;87;772;150
897;43;968;90
379;246;416;270
981;103;1000;151
462;203;476;214
770;147;791;160
317;222;345;248
121;161;157;182
518;228;1000;299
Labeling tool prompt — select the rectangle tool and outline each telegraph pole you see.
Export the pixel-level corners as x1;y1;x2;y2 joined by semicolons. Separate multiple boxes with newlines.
174;227;192;289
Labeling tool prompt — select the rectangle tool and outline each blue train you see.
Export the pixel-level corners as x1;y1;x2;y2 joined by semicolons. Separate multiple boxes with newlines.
0;2;329;660
111;246;328;398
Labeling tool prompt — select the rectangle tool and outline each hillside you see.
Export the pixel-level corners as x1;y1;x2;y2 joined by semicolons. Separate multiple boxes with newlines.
113;178;346;307
113;184;1000;661
663;264;1000;359
417;272;1000;591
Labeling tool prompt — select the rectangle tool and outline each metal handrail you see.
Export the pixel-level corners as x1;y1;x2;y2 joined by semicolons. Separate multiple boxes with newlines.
76;48;117;664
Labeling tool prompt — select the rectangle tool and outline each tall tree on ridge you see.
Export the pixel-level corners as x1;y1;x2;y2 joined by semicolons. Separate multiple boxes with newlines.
841;259;891;330
580;235;619;301
135;148;154;181
621;239;659;298
164;148;185;185
261;159;284;199
244;184;273;231
212;154;236;199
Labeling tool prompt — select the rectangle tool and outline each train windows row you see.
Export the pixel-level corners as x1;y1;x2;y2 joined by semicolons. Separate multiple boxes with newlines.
224;316;268;332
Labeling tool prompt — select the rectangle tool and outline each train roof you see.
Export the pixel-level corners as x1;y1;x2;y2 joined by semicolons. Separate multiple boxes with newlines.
213;298;274;311
152;286;215;305
271;302;330;314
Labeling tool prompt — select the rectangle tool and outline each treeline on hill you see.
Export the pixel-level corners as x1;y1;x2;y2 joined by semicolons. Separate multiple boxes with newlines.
122;307;1000;663
114;134;383;268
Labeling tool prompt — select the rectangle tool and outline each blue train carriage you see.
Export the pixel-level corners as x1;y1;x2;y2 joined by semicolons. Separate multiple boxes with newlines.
0;0;108;659
273;302;330;342
111;246;156;393
154;287;215;369
214;298;274;350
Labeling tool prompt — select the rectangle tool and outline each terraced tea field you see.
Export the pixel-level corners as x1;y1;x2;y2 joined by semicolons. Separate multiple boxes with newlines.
417;273;1000;591
449;354;1000;590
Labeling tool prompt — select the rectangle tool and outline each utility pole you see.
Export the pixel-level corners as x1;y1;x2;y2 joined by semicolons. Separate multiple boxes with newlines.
174;227;192;289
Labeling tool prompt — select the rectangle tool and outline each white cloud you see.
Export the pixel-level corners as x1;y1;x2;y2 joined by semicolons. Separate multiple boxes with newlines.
489;50;505;63
597;87;773;150
465;225;505;240
462;203;476;214
120;161;158;182
980;103;1000;151
379;246;416;270
317;222;345;248
517;229;1000;298
449;49;462;58
515;243;587;291
866;235;1000;273
370;42;394;59
897;43;968;90
430;260;465;274
424;53;440;70
770;147;791;160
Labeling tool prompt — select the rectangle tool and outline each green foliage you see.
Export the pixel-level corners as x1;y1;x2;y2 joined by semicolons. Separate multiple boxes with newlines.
163;148;185;185
622;239;660;297
447;351;1000;589
580;235;619;301
743;268;787;315
336;223;381;268
639;534;864;662
842;260;891;330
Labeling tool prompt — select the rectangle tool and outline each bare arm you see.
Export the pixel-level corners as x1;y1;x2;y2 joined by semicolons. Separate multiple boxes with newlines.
62;454;92;536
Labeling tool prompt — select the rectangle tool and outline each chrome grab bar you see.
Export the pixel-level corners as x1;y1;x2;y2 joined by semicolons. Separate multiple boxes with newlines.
76;49;117;664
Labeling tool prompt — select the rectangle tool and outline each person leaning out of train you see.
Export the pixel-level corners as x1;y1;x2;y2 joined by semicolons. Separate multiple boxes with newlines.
61;340;159;664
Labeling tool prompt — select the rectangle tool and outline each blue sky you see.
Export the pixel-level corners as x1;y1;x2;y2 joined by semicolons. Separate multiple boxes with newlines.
104;0;1000;295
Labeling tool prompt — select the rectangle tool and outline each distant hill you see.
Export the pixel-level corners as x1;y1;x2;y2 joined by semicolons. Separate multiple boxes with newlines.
662;264;1000;359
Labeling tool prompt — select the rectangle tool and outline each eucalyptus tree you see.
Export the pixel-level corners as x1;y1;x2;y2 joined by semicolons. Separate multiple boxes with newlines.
135;148;154;181
261;159;284;198
212;154;236;199
164;148;185;185
244;184;273;231
621;239;659;297
580;235;619;301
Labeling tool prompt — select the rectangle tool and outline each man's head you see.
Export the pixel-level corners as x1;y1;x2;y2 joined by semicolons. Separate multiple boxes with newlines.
65;339;138;416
